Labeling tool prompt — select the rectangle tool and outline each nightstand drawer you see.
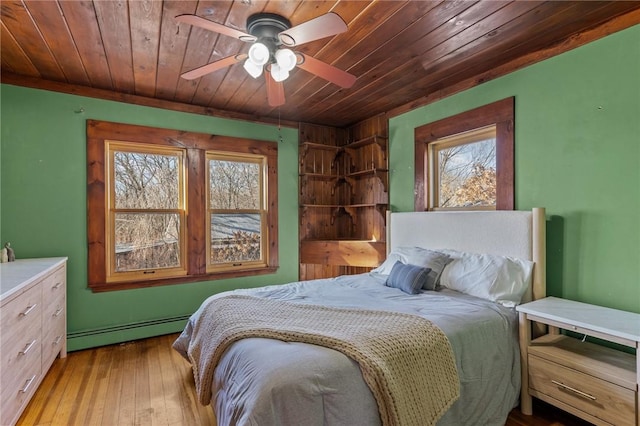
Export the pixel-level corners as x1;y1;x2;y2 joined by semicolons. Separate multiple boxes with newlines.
529;354;635;426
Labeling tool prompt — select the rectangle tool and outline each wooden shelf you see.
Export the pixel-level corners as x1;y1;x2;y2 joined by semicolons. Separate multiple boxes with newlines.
300;239;386;267
342;135;388;161
300;169;388;193
344;135;388;149
300;203;387;226
346;168;388;178
299;173;340;179
300;141;340;151
345;168;389;193
300;168;388;179
300;203;386;209
298;121;388;280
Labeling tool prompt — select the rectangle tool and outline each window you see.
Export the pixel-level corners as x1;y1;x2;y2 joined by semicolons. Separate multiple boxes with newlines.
107;142;187;282
207;153;267;271
415;97;514;211
428;126;496;210
87;120;278;292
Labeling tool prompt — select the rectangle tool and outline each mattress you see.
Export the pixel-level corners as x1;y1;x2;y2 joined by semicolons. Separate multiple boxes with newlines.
174;272;521;426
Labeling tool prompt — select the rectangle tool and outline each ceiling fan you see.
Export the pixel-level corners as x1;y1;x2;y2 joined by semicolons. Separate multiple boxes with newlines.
176;12;357;107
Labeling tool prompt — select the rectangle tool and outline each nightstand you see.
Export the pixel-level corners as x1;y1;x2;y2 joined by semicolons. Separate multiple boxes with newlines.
516;297;639;426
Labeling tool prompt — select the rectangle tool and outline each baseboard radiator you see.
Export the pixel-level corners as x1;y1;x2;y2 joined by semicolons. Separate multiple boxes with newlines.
67;315;191;351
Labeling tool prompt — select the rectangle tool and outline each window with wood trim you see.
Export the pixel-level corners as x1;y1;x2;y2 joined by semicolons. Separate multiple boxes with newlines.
107;142;187;282
429;125;497;210
206;153;267;272
415;97;514;211
87;120;279;292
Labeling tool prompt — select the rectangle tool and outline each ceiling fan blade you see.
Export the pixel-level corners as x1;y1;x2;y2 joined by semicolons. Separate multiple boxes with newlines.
176;15;256;42
297;54;356;88
278;12;347;47
181;54;247;80
265;71;285;107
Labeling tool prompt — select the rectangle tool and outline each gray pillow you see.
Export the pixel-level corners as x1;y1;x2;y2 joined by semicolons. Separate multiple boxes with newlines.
416;250;452;290
372;247;451;290
385;262;432;294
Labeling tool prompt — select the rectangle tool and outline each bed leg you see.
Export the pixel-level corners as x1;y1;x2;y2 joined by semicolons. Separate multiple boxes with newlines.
518;311;533;415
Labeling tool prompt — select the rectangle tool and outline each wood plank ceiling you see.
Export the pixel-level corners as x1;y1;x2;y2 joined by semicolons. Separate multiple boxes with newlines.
2;1;639;127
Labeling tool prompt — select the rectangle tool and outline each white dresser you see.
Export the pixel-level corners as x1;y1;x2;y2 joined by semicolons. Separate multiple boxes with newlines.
0;257;67;426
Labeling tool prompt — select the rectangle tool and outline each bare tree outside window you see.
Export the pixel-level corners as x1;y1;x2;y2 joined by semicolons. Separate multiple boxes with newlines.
111;147;184;273
208;157;265;266
88;120;279;291
437;138;496;208
428;126;497;210
415;98;514;212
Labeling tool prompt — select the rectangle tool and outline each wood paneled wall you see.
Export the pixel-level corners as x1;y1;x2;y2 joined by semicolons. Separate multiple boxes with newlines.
299;115;388;280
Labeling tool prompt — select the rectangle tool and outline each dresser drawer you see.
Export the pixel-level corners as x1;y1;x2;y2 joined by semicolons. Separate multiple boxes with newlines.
42;310;66;368
0;258;67;426
42;264;66;299
1;283;41;331
42;290;65;334
1;331;42;387
1;285;42;380
529;354;635;426
0;338;42;426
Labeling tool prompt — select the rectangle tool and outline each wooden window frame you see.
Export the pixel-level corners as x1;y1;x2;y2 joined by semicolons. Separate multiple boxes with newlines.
87;120;279;292
106;141;188;282
205;152;268;272
428;125;497;211
415;97;514;211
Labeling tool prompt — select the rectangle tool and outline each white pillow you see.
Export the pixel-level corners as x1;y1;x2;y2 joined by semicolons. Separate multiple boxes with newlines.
371;247;451;290
439;249;533;306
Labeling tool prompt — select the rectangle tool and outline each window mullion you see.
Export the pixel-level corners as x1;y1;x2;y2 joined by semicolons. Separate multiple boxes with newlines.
186;148;206;276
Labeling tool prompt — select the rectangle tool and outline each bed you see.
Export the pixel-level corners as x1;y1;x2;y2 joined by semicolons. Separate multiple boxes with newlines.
174;208;546;426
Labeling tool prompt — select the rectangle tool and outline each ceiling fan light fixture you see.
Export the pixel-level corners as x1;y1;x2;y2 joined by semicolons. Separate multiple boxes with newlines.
248;42;270;66
270;63;289;82
243;58;263;78
275;48;297;72
177;11;356;105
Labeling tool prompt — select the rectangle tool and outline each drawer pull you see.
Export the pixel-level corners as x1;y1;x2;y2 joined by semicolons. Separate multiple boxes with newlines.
52;282;62;290
19;339;37;355
551;380;597;401
53;308;64;317
19;375;37;394
19;304;38;316
53;335;63;346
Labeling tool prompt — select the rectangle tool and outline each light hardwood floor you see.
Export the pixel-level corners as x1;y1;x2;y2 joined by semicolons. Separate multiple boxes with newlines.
18;333;591;426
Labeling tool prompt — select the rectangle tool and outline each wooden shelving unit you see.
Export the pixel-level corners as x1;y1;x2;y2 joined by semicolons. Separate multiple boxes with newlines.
298;117;388;280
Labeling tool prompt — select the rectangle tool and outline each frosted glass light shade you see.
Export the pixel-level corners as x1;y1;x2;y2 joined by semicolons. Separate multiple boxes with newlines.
248;42;269;66
244;59;263;78
270;63;289;82
275;48;297;72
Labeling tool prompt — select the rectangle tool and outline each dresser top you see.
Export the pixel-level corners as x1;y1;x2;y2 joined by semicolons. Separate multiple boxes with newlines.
517;296;640;343
0;257;67;303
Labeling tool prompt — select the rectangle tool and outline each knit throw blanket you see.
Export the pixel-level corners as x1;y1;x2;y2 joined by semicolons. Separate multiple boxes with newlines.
186;295;460;426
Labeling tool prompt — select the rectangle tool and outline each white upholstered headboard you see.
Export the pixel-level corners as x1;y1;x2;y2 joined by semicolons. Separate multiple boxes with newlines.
386;208;546;302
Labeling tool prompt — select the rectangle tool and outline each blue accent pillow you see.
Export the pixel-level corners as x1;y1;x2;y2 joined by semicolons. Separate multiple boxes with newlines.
371;247;451;290
385;262;432;294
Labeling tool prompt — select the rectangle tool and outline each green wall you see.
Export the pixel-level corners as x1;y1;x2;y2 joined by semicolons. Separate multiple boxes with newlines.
0;86;300;350
390;24;640;313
